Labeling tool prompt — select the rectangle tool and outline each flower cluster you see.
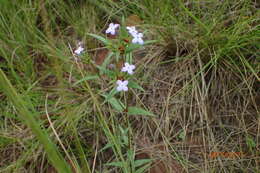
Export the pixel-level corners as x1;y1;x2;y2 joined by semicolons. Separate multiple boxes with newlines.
84;19;154;121
126;26;144;45
72;20;151;96
98;23;147;92
105;23;142;92
105;23;144;45
116;62;136;92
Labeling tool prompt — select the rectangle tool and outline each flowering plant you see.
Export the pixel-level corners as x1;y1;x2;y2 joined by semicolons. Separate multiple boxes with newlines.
85;20;155;117
71;19;157;173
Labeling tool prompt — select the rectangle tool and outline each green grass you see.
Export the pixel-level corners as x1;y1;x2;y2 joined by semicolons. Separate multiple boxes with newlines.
0;0;259;172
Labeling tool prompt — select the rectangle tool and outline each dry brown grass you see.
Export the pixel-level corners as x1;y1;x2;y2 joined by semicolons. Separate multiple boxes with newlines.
126;43;259;172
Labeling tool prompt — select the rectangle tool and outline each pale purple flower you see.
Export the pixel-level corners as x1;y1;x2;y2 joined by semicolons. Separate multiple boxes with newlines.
116;80;129;92
74;46;84;55
105;23;120;35
121;62;135;75
126;26;138;37
132;33;144;45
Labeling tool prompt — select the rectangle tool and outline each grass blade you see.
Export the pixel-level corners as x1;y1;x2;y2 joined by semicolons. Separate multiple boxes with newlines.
0;69;72;173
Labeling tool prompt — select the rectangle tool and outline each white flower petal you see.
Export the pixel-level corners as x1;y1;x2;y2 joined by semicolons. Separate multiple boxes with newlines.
126;26;134;31
105;28;110;34
121;67;127;72
128;70;134;75
126;26;134;30
132;34;144;45
138;38;144;45
121;63;135;75
116;80;122;85
111;30;116;35
116;86;122;91
122;80;128;85
129;64;135;70
130;32;138;37
122;86;128;91
138;33;143;38
127;26;138;37
74;46;84;55
114;24;120;28
132;37;138;44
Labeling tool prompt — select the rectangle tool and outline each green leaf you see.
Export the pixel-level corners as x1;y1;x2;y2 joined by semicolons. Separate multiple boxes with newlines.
125;52;133;63
127;149;135;160
134;159;152;168
178;130;186;140
246;136;256;148
105;161;124;168
102;88;118;103
135;163;151;173
102;52;114;68
127;107;155;117
87;33;110;45
0;135;16;148
96;65;116;78
115;51;120;62
4;111;19;119
108;97;125;112
144;40;158;45
125;44;142;53
99;142;113;152
128;81;145;92
73;75;99;86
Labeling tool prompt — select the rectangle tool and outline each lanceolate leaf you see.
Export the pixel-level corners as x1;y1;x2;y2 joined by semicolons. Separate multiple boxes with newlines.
108;97;125;112
105;161;124;168
128;81;145;92
102;51;114;68
135;163;151;173
73;75;99;86
102;88;118;103
134;159;152;168
96;65;116;78
144;40;158;45
127;107;155;117
125;44;142;53
87;33;110;45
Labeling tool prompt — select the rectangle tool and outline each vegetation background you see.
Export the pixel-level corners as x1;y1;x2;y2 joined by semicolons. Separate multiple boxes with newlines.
0;0;259;172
